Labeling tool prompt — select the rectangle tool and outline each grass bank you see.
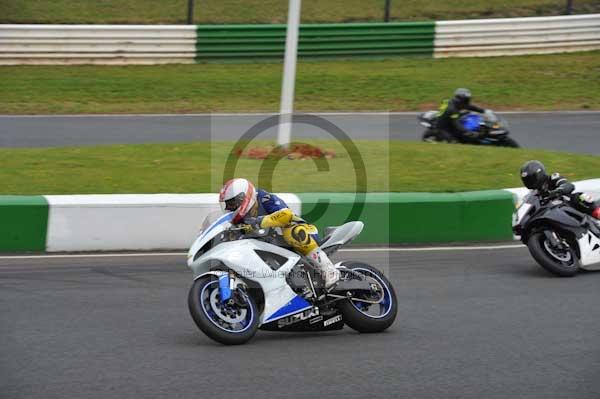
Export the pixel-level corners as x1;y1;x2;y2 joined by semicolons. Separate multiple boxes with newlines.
1;0;599;24
0;52;598;114
1;141;599;195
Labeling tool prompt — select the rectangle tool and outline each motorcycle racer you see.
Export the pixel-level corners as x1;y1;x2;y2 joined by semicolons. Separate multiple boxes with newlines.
436;88;489;142
218;178;341;288
520;160;600;220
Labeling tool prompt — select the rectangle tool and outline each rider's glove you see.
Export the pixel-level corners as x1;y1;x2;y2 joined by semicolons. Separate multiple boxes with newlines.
239;224;254;233
240;217;261;233
547;189;563;199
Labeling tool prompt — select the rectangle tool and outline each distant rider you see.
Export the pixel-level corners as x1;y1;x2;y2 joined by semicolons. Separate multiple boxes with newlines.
520;160;600;220
218;178;340;288
436;88;488;142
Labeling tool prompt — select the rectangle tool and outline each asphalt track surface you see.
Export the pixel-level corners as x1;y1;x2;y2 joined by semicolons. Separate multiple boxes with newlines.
1;112;599;155
2;246;599;399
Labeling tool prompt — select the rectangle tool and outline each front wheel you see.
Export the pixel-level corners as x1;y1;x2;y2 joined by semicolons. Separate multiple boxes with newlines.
422;129;454;143
337;262;397;333
188;275;259;345
498;137;520;148
527;231;579;277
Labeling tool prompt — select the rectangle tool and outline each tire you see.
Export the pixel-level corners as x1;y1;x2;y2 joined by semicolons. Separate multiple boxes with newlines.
422;129;439;143
422;129;454;144
499;137;520;148
337;262;397;333
527;231;579;277
188;275;259;345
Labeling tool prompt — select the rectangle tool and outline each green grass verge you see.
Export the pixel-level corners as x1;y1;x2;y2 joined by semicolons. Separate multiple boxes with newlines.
1;51;598;114
1;0;599;24
1;141;599;195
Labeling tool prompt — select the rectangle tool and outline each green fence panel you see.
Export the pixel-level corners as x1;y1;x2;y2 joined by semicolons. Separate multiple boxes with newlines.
196;22;435;62
298;191;514;245
0;196;48;252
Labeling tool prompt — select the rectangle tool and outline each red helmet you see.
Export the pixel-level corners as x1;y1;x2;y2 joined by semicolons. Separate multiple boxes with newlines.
218;178;257;224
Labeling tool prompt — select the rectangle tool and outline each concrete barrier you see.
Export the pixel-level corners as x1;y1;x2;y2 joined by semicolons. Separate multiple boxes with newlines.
0;190;519;252
0;196;48;252
44;193;301;252
2;182;599;253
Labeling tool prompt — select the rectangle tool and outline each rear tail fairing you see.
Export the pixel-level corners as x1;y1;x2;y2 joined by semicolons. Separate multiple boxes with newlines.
320;221;364;255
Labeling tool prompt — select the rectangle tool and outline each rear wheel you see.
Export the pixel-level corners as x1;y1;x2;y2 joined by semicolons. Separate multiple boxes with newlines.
188;275;259;345
337;262;397;333
527;231;579;277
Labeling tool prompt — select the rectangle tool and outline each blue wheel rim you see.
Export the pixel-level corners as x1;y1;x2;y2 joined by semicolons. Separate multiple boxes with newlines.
200;280;254;333
348;267;393;319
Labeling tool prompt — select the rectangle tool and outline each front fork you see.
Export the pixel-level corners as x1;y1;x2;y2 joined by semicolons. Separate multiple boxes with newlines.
543;230;572;252
544;230;561;248
218;273;232;303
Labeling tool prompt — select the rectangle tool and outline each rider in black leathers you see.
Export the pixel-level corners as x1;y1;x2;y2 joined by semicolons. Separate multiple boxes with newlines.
520;160;600;220
436;88;487;143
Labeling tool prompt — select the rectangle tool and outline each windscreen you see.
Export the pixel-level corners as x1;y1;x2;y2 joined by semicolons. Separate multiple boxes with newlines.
200;210;228;232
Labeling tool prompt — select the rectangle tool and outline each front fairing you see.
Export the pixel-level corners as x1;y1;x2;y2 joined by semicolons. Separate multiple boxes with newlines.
460;113;482;132
187;211;234;268
418;110;438;127
484;112;509;136
512;192;537;235
517;193;588;238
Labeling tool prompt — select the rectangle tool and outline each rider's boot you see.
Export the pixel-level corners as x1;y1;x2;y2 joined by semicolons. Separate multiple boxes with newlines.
307;247;340;288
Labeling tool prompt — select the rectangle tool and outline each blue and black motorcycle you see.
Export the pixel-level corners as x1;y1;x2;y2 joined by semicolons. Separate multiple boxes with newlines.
418;109;520;148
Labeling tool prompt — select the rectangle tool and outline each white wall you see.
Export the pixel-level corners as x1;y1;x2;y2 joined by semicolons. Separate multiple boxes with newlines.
0;25;197;65
45;194;301;252
435;14;600;58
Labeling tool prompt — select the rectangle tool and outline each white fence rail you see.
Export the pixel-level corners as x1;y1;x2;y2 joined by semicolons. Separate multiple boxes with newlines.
0;15;599;64
0;24;197;65
435;14;600;58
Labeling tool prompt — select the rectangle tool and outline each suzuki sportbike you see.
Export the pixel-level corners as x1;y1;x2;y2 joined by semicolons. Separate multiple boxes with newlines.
513;191;600;277
187;211;397;345
418;109;519;147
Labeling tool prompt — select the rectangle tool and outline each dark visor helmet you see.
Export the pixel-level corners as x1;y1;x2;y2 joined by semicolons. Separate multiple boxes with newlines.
520;160;547;190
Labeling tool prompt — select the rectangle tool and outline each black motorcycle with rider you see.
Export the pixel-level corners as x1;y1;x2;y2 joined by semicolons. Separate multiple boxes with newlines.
418;88;519;148
513;160;600;277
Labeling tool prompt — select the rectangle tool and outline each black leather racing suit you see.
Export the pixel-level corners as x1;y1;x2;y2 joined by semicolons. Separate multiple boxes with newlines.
436;98;485;142
541;173;600;217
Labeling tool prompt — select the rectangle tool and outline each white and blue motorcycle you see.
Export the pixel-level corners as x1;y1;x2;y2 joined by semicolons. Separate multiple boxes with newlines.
187;211;397;345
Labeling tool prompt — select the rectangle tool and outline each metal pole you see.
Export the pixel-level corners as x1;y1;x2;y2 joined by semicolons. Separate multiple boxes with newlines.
187;0;194;24
277;0;301;148
566;0;574;14
384;0;391;22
